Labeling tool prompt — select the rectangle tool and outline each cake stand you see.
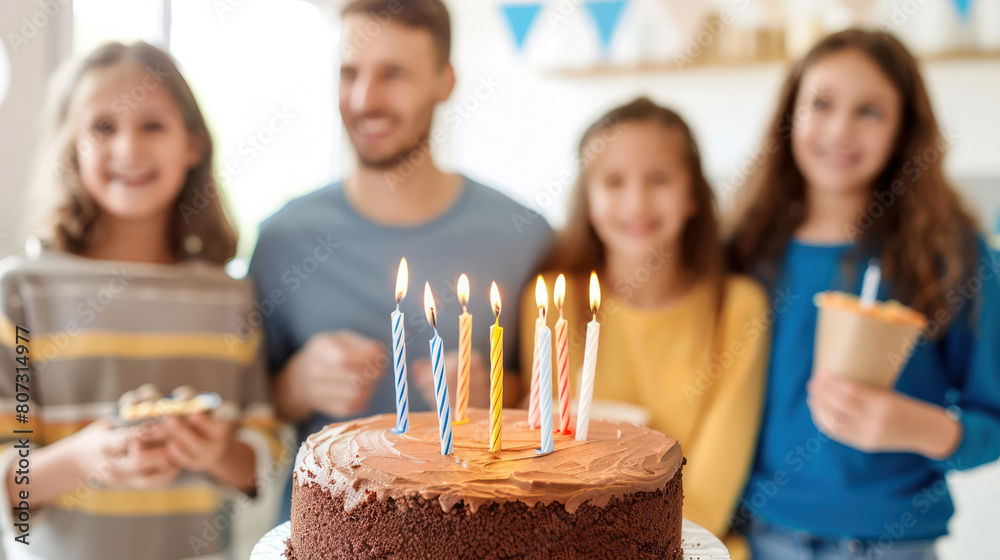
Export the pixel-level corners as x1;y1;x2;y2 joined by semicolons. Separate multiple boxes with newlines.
251;518;731;559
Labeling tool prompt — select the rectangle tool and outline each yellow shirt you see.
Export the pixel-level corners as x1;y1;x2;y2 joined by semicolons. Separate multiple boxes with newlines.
519;273;770;560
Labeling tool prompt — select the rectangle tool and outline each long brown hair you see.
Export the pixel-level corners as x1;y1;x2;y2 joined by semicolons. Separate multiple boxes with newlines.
549;97;722;287
726;28;978;327
33;41;237;265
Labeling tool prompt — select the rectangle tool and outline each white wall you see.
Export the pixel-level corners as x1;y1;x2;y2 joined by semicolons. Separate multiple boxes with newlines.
439;1;1000;229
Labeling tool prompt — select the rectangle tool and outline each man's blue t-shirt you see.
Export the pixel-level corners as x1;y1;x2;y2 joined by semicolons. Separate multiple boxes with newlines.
248;176;553;519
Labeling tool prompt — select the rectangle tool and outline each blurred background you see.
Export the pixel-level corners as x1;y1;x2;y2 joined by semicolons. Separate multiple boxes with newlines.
1;0;998;557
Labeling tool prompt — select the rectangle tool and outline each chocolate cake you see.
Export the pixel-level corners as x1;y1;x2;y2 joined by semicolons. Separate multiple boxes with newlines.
286;408;684;560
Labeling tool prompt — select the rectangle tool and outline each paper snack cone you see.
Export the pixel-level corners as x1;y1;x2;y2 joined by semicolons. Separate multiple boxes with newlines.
812;292;927;389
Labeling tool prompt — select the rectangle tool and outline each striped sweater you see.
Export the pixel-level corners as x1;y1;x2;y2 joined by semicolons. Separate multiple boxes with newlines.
0;249;283;560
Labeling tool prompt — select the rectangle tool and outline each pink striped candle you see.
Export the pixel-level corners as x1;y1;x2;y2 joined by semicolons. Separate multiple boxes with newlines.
553;274;571;435
528;276;544;429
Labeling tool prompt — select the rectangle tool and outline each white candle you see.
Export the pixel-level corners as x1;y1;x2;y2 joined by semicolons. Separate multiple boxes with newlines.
575;272;601;442
424;282;453;455
390;258;409;434
860;258;881;309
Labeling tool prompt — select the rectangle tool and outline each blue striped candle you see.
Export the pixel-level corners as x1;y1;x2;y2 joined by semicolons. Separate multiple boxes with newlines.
429;331;454;455
535;323;553;455
424;282;453;456
390;258;409;434
390;306;408;434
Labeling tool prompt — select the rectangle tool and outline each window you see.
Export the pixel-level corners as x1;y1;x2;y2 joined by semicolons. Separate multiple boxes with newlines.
72;0;341;270
74;0;166;54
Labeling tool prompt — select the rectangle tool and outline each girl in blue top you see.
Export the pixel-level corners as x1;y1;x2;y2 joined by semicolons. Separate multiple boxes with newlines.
727;29;1000;560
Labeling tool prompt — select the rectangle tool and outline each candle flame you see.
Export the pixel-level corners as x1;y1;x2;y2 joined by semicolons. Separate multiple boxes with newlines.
554;274;566;311
535;275;548;317
490;281;501;319
395;258;408;303
457;274;470;309
589;271;601;315
423;282;437;328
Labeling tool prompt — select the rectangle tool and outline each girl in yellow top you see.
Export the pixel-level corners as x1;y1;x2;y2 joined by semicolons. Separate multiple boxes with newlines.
520;97;769;560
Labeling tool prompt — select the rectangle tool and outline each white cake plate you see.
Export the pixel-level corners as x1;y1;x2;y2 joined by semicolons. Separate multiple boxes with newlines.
251;518;731;559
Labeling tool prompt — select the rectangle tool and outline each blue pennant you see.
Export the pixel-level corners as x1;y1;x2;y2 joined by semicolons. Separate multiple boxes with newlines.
500;3;544;51
952;0;973;21
585;0;628;52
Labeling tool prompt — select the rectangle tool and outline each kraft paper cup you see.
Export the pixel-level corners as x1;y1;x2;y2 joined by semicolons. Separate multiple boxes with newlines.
812;291;928;389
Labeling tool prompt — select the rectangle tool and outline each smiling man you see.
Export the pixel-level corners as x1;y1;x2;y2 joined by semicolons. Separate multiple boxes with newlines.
248;0;552;520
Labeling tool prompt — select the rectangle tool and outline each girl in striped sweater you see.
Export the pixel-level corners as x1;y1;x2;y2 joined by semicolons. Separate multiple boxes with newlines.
0;42;281;560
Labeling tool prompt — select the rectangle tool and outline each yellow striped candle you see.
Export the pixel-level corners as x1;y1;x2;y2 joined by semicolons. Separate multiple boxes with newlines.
455;274;472;425
489;282;503;453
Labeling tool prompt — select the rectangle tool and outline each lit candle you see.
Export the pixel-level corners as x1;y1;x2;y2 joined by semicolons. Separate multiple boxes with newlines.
575;272;601;441
528;276;543;429
489;281;503;453
860;258;881;309
423;282;453;455
390;258;409;434
553;274;571;435
454;274;472;425
535;277;554;455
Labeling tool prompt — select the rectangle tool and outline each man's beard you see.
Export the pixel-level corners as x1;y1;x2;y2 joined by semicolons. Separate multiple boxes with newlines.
355;128;432;172
357;138;430;171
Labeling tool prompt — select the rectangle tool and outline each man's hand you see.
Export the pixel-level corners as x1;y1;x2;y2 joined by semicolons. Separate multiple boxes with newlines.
411;348;490;410
274;331;388;422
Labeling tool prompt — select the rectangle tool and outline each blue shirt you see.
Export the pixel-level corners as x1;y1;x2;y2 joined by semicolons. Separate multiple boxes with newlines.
741;236;1000;540
248;177;553;519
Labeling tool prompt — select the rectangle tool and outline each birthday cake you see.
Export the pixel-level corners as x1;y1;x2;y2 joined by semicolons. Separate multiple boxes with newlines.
285;408;684;560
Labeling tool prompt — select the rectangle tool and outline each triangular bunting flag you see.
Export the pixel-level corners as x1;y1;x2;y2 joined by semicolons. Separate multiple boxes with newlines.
585;0;628;52
500;3;544;51
952;0;973;21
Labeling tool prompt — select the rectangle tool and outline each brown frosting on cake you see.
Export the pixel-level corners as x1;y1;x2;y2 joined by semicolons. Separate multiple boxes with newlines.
294;407;683;514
